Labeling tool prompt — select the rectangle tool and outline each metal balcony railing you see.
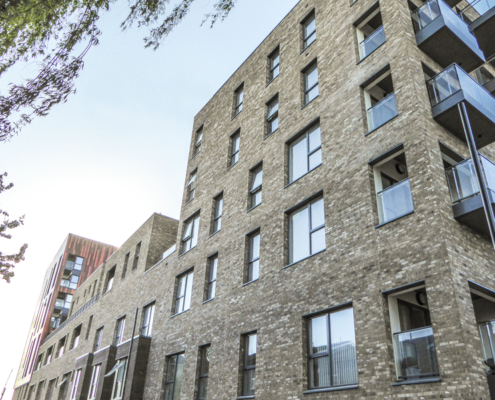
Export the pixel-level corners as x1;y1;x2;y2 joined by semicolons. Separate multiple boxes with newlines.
446;155;495;203
460;0;495;23
412;0;479;50
359;26;386;60
393;326;439;381
377;178;414;224
367;92;398;132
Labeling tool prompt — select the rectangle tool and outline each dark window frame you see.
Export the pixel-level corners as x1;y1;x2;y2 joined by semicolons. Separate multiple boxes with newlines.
132;242;141;271
266;95;279;137
246;230;261;284
302;11;317;50
234;85;244;116
206;254;218;301
174;269;194;315
94;326;104;352
141;302;156;336
197;345;210;400
229;130;241;167
181;213;200;255
303;61;319;105
249;164;263;209
241;332;257;396
268;47;280;82
287;121;322;184
194;126;203;156
212;194;223;234
164;353;185;400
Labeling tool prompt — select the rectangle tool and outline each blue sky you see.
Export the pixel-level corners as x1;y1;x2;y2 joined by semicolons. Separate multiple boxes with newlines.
0;0;300;395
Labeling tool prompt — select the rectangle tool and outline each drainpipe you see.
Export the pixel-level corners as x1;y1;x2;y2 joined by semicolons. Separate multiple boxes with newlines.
458;102;495;250
121;308;138;400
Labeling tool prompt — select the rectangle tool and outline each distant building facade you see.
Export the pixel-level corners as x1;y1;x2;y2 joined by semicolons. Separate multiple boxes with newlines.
11;0;495;398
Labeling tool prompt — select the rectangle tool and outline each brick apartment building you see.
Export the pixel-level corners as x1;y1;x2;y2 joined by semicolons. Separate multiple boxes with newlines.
11;0;495;398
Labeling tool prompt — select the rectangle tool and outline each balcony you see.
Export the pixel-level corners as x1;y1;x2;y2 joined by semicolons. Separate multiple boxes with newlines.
427;64;495;148
393;327;440;381
359;26;386;60
446;155;495;236
377;178;414;225
367;92;398;132
460;0;495;58
471;56;495;95
412;0;485;71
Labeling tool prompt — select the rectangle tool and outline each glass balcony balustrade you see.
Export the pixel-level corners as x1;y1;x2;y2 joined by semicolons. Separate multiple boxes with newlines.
393;327;440;381
55;299;65;308
377;178;414;225
367;93;398;132
446;155;495;203
359;26;386;60
460;0;495;23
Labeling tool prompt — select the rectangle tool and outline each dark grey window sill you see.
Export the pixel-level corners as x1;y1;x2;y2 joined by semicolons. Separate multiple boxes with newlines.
247;203;261;213
263;129;278;141
170;309;189;319
375;211;414;229
284;164;322;189
284;249;326;269
391;377;441;386
184;197;194;206
356;41;386;65
202;298;215;305
237;396;255;400
365;114;399;136
209;230;221;239
243;278;259;287
303;384;358;394
227;162;238;172
231;111;242;121
300;39;316;55
301;95;319;110
266;75;279;87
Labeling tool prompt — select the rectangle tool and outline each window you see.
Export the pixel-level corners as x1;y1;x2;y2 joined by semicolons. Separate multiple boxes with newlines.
181;214;200;254
71;325;82;350
387;285;439;381
57;336;66;358
132;242;141;271
212;194;223;234
206;255;218;301
230;131;240;167
269;48;280;82
46;379;56;400
110;359;127;400
246;231;260;283
66;255;84;271
35;354;43;371
85;315;93;341
289;196;325;265
174;270;194;315
164;353;185;400
94;327;104;352
92;280;98;297
122;253;129;279
194;127;203;156
58;373;71;400
114;317;125;345
197;346;210;400
249;165;263;209
141;303;155;336
362;66;397;132
88;364;101;400
105;267;115;293
306;307;358;390
44;346;53;366
241;333;257;396
302;12;316;49
70;370;81;400
234;85;244;116
288;123;322;183
186;170;197;202
266;96;279;136
371;146;413;225
355;4;385;60
303;62;319;105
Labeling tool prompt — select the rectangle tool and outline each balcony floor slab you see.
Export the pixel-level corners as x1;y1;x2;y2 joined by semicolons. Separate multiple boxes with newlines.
452;191;495;237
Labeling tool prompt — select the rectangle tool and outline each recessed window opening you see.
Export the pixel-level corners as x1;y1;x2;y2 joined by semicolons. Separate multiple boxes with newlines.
94;327;104;352
70;370;81;400
108;358;127;400
141;303;155;336
206;255;218;301
306;307;358;390
44;346;53;366
372;147;413;225
194;127;203;156
175;269;194;315
57;336;67;358
122;253;129;279
302;12;316;49
105;267;115;293
230;131;241;167
164;353;185;400
387;285;439;382
363;69;398;132
355;6;385;60
132;242;141;271
269;48;280;81
288;122;322;183
182;214;200;254
114;317;125;345
288;196;326;265
212;194;223;234
88;364;101;400
266;97;279;136
197;346;210;400
303;62;319;105
241;333;257;396
249;165;263;209
71;324;82;350
186;170;197;202
234;85;244;116
246;231;260;283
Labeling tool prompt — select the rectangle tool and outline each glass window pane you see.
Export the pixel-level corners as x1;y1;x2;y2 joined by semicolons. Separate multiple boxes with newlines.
309;149;322;170
310;228;326;255
215;198;223;217
310;198;325;228
267;99;279;117
175;297;184;315
242;369;255;396
184;273;194;311
182;220;192;240
270;117;279;133
210;258;218;281
308;125;321;152
330;308;358;386
250;233;260;261
308;356;331;389
173;355;185;399
163;383;174;400
306;85;319;104
251;168;263;190
248;260;260;282
246;335;257;367
290;135;309;182
191;217;200;248
309;315;328;355
251;190;262;208
207;281;216;299
305;65;318;90
290;206;310;263
177;275;186;297
233;135;240;153
198;378;208;399
304;16;316;38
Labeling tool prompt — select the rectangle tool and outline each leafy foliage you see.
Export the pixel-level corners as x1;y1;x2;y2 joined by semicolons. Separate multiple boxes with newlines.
0;172;27;283
0;0;236;140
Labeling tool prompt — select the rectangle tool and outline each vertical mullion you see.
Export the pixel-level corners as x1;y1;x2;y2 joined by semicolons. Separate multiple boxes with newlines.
308;202;312;255
306;133;310;175
327;313;333;387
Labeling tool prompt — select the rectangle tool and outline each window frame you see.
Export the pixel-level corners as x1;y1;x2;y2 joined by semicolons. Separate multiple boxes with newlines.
234;85;244;116
194;126;203;156
268;47;280;82
70;369;82;400
186;169;198;203
249;164;263;209
266;96;279;137
212;194;223;234
164;353;185;400
88;364;101;400
303;62;319;105
121;253;129;279
287;121;322;184
241;332;257;397
229;130;241;167
246;230;261;284
114;317;126;346
141;303;156;337
206;255;218;301
302;12;317;50
110;358;127;400
174;269;194;315
132;242;141;271
197;346;210;400
105;267;116;293
71;324;82;350
94;327;104;352
181;213;200;254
